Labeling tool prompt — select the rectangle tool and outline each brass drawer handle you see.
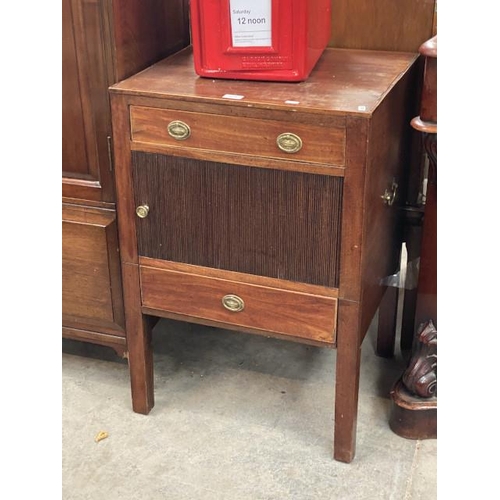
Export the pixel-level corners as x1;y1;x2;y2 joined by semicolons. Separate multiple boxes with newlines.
167;120;191;140
135;204;149;218
222;294;245;313
277;132;303;153
380;180;398;206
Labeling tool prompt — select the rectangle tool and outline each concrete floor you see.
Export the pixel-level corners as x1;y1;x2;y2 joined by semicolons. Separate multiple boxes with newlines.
62;316;437;499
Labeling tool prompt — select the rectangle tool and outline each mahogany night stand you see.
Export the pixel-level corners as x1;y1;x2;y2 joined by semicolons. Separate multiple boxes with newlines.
110;47;418;462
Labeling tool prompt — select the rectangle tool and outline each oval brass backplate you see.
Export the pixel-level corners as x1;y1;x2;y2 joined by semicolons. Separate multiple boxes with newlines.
276;132;303;153
167;120;191;140
222;294;245;313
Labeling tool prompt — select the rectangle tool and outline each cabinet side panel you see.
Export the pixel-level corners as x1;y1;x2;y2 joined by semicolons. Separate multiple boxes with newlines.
132;152;343;288
359;64;419;335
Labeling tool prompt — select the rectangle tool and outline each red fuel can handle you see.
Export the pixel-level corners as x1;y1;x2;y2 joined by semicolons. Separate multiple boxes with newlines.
190;0;331;82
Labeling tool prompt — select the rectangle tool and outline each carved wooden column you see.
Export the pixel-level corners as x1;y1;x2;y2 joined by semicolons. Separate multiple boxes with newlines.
389;35;437;439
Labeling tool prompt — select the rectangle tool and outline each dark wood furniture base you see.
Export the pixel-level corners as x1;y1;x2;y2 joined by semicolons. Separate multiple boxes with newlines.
389;379;437;439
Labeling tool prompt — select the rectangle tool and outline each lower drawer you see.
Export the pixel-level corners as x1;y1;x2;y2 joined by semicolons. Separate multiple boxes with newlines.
139;261;337;344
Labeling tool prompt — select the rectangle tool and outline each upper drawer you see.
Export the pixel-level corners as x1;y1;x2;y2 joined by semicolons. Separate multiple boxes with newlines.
130;106;346;167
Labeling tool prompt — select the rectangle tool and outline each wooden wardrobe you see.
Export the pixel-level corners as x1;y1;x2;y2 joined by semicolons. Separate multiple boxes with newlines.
62;0;190;354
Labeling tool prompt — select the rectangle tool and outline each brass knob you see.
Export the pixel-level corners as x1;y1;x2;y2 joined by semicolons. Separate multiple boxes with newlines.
277;132;303;153
222;294;245;313
167;120;191;140
136;205;150;218
381;181;398;206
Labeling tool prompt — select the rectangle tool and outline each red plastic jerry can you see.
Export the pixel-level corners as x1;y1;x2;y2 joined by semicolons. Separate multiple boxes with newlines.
190;0;331;82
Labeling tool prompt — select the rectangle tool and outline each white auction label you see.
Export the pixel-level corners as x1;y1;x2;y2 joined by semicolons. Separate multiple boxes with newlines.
230;0;272;47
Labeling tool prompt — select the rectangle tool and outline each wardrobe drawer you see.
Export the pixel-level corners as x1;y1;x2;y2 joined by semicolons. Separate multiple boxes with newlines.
130;105;346;166
139;263;337;344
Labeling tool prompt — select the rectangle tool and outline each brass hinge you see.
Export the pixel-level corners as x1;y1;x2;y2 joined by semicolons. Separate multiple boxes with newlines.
107;135;113;171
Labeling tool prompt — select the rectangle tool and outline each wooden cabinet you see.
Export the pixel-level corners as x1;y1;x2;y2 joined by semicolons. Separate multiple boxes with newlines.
62;0;190;352
110;47;418;462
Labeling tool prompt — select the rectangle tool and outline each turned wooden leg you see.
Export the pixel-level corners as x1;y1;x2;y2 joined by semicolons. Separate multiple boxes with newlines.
376;286;399;358
334;300;361;463
122;262;154;414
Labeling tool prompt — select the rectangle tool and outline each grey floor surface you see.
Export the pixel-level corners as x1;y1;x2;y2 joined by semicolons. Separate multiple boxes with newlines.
62;316;437;500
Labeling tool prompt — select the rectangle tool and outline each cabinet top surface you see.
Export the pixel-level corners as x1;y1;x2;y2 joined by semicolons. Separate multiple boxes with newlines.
111;47;417;116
